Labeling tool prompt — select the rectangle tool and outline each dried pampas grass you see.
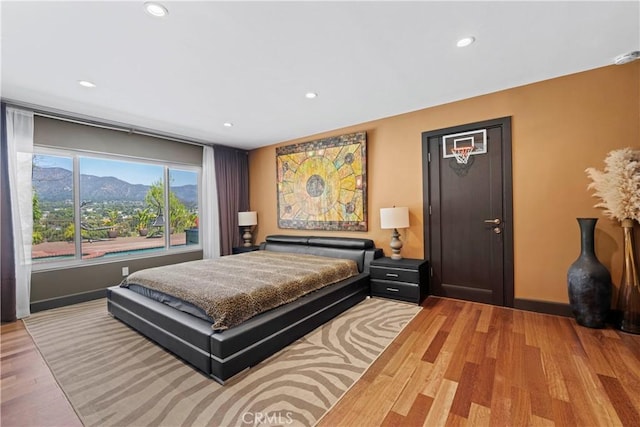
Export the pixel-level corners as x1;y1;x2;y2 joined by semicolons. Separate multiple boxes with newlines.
585;148;640;223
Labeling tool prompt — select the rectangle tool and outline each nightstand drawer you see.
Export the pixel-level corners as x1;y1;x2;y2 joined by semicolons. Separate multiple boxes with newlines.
371;279;420;302
370;266;420;284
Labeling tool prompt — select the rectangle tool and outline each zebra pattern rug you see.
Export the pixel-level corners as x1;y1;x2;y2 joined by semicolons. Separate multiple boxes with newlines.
24;297;420;426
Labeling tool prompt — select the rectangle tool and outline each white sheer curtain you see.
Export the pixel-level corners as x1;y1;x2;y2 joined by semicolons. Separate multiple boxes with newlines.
6;107;34;318
201;145;220;258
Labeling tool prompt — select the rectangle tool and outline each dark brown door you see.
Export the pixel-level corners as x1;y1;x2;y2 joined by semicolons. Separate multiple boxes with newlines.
422;117;514;306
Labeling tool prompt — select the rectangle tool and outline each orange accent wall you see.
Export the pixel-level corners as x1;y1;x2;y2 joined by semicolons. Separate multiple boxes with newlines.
249;63;640;304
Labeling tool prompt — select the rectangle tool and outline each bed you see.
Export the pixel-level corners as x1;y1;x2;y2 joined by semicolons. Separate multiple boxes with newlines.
107;235;382;383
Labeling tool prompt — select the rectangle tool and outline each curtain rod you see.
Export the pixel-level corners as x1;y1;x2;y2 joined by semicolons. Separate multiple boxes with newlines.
2;98;221;149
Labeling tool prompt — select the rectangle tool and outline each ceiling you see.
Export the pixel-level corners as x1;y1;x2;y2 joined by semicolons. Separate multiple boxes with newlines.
1;1;638;150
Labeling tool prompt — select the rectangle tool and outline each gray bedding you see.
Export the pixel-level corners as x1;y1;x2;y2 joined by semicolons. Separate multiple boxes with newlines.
120;251;359;331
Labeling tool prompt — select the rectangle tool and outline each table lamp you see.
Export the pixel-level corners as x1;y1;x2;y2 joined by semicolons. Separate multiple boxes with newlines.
380;207;410;260
238;211;258;247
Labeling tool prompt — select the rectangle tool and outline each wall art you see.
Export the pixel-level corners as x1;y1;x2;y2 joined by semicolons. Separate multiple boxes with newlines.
276;132;367;231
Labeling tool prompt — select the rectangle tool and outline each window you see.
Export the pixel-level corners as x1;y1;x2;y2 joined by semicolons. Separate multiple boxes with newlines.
169;169;199;248
32;148;201;267
32;153;76;260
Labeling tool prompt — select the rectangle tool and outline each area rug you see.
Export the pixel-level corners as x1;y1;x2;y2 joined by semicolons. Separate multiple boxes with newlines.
24;297;420;427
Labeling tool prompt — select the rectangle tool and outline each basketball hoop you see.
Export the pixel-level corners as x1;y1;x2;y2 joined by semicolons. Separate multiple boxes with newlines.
451;146;474;164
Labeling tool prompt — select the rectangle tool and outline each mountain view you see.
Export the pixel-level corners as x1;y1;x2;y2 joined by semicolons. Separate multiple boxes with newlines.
33;166;197;205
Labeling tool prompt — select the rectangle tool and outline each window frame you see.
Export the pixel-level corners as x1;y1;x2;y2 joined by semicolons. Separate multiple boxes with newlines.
32;146;202;271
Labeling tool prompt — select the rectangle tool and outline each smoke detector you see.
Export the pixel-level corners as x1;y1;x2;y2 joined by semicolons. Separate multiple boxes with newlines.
614;51;640;65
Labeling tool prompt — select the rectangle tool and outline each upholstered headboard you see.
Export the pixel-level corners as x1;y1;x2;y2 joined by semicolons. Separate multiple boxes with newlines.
260;235;382;273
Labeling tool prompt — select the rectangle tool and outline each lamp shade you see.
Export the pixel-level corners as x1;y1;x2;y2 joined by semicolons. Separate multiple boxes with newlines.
238;211;258;226
380;207;409;229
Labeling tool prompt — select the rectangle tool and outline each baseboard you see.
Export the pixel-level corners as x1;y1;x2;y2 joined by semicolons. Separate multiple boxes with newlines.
31;289;106;313
513;298;572;317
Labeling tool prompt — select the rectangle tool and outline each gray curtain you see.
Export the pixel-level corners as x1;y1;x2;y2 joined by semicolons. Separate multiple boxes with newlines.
214;147;249;255
1;102;17;322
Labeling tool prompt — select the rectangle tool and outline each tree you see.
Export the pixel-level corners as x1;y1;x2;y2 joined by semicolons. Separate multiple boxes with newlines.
144;180;165;214
144;180;192;233
64;223;75;241
106;209;120;228
33;192;42;222
135;208;152;231
32;192;44;244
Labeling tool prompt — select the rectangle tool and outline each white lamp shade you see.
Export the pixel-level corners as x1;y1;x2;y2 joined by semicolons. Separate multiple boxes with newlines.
380;207;409;229
238;211;258;226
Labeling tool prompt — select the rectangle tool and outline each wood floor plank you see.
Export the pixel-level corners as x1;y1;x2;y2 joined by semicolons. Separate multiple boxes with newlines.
379;329;421;378
600;336;640;414
553;351;602;426
530;414;555;426
551;398;578;426
523;344;553;418
484;310;501;359
379;410;406;427
618;330;640;362
509;385;531;427
541;349;571;402
448;361;478;418
317;378;372;426
574;326;616;377
511;309;526;335
444;412;467;426
392;316;445;416
360;340;402;380
404;393;434;426
470;356;496;408
508;332;527;389
467;402;491;427
598;374;640;426
422;330;448;363
354;373;408;426
526;311;556;355
464;330;488;365
488;372;511;425
421;349;452;399
489;313;513;424
422;378;458;427
475;304;493;333
557;316;589;358
414;314;447;358
571;353;623;426
443;309;481;382
610;333;640;379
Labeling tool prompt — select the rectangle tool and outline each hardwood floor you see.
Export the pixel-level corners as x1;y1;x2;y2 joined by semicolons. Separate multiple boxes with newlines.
2;297;639;426
1;320;82;427
319;297;640;426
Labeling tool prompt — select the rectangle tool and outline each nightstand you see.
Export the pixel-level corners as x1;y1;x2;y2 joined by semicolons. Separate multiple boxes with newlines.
369;257;428;304
232;246;260;254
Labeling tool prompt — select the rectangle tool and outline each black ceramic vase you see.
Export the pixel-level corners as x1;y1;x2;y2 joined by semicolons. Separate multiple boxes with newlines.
567;218;612;328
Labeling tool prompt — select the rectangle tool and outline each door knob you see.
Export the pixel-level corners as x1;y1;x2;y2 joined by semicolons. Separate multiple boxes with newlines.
484;218;501;225
493;227;502;234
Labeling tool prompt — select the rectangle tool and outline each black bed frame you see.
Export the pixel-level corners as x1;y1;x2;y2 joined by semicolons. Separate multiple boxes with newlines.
107;235;382;384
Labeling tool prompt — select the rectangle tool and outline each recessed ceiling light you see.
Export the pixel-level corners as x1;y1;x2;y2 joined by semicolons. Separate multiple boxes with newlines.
456;36;476;48
223;122;233;127
144;2;168;17
305;92;318;99
78;80;96;88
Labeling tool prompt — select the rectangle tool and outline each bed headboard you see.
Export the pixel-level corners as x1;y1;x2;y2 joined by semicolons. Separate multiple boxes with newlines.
260;235;383;273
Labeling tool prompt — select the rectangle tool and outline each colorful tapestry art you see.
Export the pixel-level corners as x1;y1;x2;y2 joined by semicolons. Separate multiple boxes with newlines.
276;132;367;231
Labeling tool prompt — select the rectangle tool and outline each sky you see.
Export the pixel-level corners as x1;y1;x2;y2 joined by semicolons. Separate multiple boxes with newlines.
35;154;197;186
